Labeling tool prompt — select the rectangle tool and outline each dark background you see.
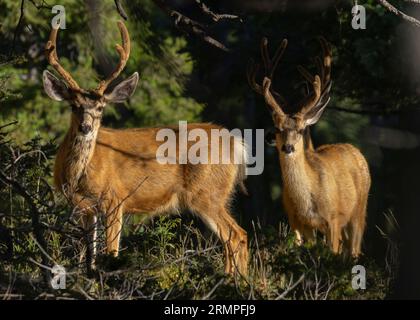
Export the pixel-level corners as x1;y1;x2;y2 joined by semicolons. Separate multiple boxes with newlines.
1;0;420;298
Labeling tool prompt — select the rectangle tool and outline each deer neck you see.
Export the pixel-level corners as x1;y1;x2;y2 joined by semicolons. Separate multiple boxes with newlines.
62;115;99;195
278;138;314;213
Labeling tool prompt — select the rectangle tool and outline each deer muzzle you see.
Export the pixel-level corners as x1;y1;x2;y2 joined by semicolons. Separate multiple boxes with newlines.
282;144;295;154
79;123;92;135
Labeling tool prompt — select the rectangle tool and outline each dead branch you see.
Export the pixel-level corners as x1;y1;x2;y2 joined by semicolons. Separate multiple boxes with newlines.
114;0;128;20
10;0;25;56
194;0;242;22
377;0;420;28
152;0;239;52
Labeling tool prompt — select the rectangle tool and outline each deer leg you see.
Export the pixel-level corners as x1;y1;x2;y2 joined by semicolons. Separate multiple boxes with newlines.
221;211;248;276
329;221;341;254
105;205;124;257
288;213;304;246
200;209;248;276
81;214;97;272
350;216;365;258
302;225;316;244
351;195;367;257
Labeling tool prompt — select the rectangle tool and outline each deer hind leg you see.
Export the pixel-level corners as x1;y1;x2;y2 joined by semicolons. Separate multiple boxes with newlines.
199;208;248;276
105;204;124;257
350;221;364;257
350;211;366;258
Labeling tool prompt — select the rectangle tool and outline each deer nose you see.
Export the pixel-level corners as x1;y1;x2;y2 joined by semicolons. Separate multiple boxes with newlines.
282;144;295;154
79;123;92;135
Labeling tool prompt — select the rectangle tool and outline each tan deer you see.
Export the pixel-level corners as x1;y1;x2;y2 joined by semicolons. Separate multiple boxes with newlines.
42;21;248;275
248;37;371;256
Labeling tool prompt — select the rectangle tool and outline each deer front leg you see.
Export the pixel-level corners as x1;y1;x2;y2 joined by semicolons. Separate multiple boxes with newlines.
328;220;342;254
81;214;97;272
288;213;304;246
105;205;124;257
283;194;305;246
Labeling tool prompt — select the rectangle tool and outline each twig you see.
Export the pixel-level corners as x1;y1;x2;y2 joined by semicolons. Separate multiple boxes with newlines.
377;0;420;28
27;0;52;10
10;0;25;56
201;278;225;300
275;274;305;300
194;0;242;22
114;0;128;20
152;0;230;52
0;121;18;130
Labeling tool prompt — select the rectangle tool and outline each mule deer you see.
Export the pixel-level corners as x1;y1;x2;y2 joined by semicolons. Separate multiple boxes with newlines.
248;37;371;256
42;21;248;275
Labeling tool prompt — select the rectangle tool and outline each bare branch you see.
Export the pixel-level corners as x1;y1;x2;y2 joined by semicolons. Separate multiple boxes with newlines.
377;0;420;28
194;0;242;22
10;0;25;56
152;0;235;52
114;0;128;20
27;0;52;10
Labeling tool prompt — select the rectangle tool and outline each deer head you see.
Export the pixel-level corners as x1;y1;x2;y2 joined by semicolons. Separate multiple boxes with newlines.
248;37;332;155
42;21;139;137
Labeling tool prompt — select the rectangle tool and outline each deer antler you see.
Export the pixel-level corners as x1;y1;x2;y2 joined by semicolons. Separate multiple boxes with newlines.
95;21;131;96
247;37;288;118
296;37;332;117
45;26;81;91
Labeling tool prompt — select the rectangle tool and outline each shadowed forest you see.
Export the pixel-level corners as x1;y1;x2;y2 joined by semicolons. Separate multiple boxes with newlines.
1;0;420;299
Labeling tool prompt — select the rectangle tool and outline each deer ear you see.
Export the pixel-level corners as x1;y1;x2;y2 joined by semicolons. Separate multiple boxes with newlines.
42;70;70;101
104;72;139;103
304;100;329;126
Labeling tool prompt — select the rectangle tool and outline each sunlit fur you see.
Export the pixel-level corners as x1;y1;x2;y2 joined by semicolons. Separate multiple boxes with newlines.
45;20;248;275
54;113;249;275
274;114;371;256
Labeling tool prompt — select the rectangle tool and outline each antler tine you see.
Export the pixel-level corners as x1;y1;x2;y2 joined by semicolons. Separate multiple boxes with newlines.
247;59;289;107
270;39;288;79
96;21;131;96
45;26;81;91
261;37;271;72
262;38;288;117
297;37;332;116
262;77;286;117
260;38;288;80
318;36;332;86
247;60;263;94
247;37;288;117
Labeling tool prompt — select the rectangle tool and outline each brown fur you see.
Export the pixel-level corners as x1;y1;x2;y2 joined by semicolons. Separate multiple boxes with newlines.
248;36;370;256
275;120;371;256
54;116;248;275
45;21;247;275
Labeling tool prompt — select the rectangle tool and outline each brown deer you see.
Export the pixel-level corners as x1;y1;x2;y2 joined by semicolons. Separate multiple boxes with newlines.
248;37;371;256
42;21;248;275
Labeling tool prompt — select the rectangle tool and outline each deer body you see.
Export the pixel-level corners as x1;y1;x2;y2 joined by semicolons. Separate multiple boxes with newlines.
44;21;248;275
55;119;248;274
248;37;371;255
279;138;370;254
